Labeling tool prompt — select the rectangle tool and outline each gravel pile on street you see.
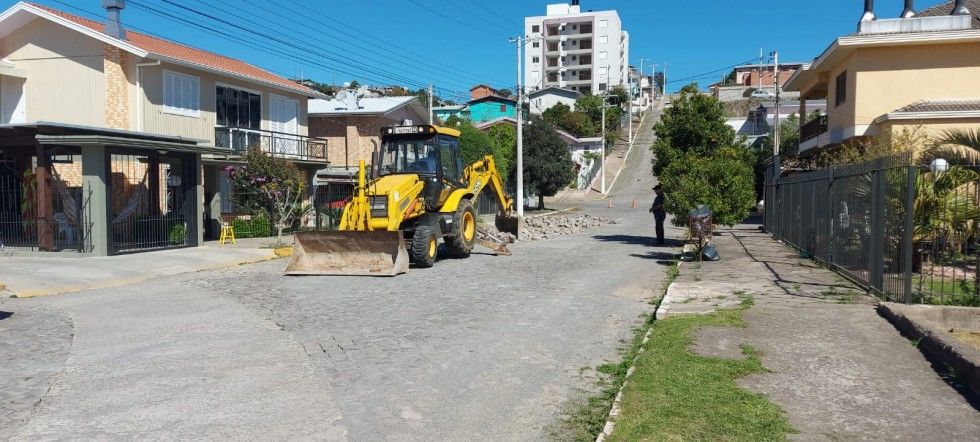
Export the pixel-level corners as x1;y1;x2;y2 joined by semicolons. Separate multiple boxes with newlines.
519;213;615;241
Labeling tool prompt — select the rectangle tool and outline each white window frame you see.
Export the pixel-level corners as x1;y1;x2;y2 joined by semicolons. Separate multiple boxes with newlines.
599;35;608;44
269;93;299;135
598;51;608;60
598;19;608;28
162;70;201;117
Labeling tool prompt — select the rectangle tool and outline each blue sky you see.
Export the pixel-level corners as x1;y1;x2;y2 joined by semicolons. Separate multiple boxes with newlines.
19;0;954;96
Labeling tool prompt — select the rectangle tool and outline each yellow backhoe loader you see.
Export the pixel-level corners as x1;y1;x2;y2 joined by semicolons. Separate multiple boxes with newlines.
286;124;518;276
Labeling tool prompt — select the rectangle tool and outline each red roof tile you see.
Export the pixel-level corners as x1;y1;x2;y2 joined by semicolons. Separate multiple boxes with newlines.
28;3;318;96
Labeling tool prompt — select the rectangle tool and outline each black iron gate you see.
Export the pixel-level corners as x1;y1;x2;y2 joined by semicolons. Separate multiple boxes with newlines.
109;151;190;253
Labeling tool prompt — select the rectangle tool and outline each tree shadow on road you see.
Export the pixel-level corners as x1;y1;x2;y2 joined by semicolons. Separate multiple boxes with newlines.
593;234;685;248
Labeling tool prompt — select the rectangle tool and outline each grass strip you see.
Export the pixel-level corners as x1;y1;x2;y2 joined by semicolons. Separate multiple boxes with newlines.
608;298;795;441
553;261;678;441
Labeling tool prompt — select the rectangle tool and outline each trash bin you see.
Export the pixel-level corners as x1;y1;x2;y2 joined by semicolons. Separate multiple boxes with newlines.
688;205;714;261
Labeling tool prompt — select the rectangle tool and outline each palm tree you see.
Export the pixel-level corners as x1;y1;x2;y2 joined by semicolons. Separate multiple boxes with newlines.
933;129;980;165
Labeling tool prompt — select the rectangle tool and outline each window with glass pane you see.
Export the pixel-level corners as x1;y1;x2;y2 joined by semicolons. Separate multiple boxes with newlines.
216;85;261;129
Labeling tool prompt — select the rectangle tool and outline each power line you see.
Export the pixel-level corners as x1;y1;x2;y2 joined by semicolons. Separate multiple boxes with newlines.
448;0;520;32
466;0;523;28
195;0;475;91
666;57;762;85
154;0;463;95
232;0;486;89
405;0;505;36
279;0;501;84
157;0;427;89
126;0;465;96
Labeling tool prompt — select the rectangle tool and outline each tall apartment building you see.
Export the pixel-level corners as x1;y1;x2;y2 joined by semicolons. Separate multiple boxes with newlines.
524;1;629;95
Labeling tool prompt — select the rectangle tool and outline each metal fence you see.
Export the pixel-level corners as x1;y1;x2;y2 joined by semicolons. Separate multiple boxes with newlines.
0;170;92;253
313;182;354;230
766;154;979;306
109;153;189;253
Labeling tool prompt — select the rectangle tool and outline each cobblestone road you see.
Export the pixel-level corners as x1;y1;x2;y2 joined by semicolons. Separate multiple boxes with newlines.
0;114;671;440
0;300;72;441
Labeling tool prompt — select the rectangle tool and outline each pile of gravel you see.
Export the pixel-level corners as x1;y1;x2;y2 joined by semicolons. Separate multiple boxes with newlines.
519;213;615;241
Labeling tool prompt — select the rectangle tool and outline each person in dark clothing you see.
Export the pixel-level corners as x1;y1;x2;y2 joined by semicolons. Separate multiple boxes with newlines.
649;185;666;245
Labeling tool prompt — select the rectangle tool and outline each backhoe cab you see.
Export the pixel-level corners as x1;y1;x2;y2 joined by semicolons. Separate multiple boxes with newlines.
286;124;517;276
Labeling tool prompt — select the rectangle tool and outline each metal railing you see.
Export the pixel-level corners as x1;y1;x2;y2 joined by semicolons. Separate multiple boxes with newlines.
765;154;980;306
214;127;328;161
800;115;828;142
0;175;92;253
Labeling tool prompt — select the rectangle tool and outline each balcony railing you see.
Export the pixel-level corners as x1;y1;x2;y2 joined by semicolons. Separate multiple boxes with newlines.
214;127;328;161
800;115;828;142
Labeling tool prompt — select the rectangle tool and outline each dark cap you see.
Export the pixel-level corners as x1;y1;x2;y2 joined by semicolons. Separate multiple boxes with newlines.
653;184;662;190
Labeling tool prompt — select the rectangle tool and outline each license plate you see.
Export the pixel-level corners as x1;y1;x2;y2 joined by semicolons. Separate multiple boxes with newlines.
392;126;417;134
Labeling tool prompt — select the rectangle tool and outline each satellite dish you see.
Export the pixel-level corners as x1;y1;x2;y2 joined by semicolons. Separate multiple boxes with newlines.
337;89;360;111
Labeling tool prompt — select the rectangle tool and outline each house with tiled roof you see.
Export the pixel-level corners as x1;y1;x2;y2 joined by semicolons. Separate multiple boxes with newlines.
784;0;980;154
0;1;328;255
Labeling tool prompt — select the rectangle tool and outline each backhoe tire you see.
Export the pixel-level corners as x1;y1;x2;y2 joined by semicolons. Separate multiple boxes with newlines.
409;223;439;268
445;199;476;258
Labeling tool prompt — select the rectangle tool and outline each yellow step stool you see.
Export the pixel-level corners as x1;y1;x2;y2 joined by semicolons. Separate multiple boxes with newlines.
219;223;236;245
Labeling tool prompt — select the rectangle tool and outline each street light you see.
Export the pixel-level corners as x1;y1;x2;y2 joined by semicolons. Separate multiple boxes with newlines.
930;158;949;174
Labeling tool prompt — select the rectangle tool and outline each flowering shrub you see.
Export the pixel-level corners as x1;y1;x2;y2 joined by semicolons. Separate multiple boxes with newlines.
225;148;309;243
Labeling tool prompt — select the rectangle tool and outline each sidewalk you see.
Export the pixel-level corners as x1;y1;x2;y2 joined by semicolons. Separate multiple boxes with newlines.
552;111;656;203
0;238;287;298
661;221;980;439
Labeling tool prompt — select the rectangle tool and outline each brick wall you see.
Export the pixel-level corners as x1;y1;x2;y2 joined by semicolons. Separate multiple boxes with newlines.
309;115;382;167
741;69;798;88
103;44;129;130
470;85;496;100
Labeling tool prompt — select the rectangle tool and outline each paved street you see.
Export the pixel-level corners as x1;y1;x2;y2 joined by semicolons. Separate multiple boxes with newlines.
0;115;672;440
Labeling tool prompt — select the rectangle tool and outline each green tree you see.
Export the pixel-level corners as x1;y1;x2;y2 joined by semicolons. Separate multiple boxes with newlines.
518;118;575;209
651;83;736;176
659;147;756;227
456;120;496;167
542;102;596;138
607;86;629;108
348;80;360;88
933;128;980;165
486;123;516;184
652;82;756;226
542;102;572;127
575;94;621;146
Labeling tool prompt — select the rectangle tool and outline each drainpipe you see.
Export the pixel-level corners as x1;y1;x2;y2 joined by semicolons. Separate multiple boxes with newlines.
952;0;970;15
901;0;916;18
135;58;161;132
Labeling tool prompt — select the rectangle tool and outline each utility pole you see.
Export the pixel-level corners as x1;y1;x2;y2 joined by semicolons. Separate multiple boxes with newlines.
661;63;668;105
627;66;633;144
428;83;434;124
771;50;780;156
600;65;611;195
638;58;651;110
510;36;525;216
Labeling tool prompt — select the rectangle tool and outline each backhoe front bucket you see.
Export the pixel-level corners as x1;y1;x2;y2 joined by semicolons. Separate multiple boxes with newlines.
285;231;410;276
496;214;520;237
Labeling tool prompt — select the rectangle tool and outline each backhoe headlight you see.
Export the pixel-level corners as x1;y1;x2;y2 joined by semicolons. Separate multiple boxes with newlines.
370;196;388;217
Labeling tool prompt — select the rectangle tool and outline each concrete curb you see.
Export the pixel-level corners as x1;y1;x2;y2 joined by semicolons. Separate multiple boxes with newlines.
11;253;281;298
878;302;980;398
654;281;678;320
595;326;654;442
595;255;677;441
